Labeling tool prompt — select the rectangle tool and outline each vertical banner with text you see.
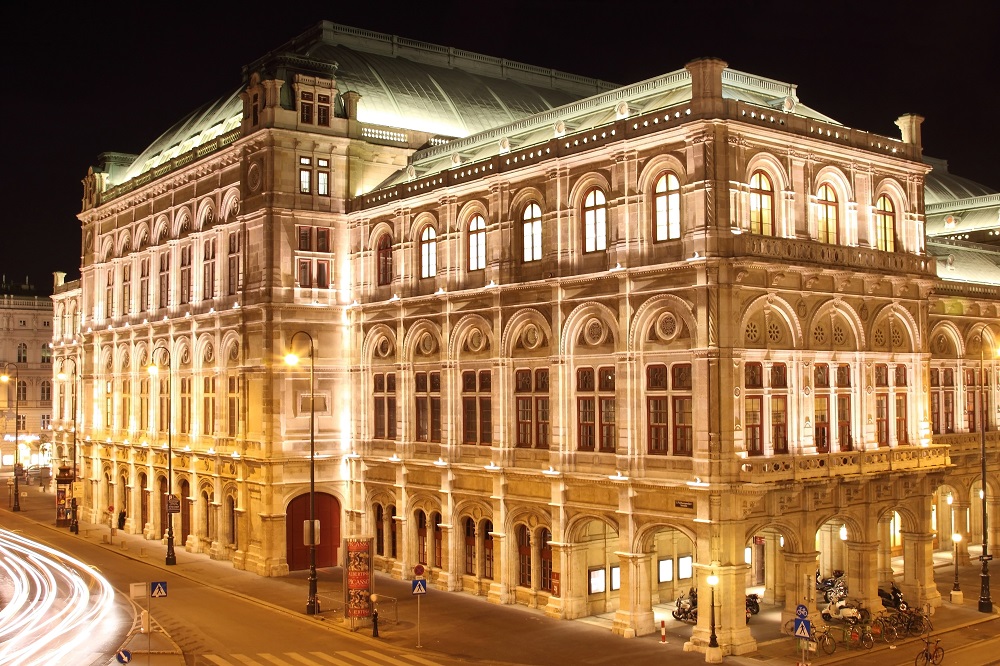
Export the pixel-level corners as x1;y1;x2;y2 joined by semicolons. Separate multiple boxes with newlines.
343;536;373;618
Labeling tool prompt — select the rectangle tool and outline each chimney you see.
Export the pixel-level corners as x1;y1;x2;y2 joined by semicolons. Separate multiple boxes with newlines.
894;114;924;150
685;57;728;113
342;91;362;121
53;271;66;288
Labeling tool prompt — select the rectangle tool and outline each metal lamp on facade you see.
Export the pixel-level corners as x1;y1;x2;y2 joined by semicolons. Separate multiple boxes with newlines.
57;359;79;532
285;330;318;615
706;573;719;649
148;346;176;565
1;363;21;512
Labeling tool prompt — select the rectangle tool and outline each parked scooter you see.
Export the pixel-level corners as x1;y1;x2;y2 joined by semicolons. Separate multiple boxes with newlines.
878;581;908;610
821;594;871;624
672;587;698;623
816;569;847;602
746;593;761;615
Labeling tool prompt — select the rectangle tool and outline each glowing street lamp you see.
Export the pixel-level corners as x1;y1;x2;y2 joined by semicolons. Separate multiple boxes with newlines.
1;363;21;512
57;359;79;533
285;330;318;615
972;323;995;613
148;346;176;566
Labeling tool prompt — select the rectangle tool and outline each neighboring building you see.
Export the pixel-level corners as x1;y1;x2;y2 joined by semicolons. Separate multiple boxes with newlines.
1;276;54;472
60;21;1000;656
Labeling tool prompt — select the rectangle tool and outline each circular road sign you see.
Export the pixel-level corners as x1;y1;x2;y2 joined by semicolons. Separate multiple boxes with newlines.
414;564;425;576
795;604;809;619
116;648;133;664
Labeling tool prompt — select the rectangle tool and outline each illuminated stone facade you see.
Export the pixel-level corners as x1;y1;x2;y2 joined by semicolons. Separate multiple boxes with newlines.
57;21;1000;655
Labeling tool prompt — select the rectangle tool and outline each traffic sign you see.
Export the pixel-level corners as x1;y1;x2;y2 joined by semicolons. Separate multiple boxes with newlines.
116;648;133;664
151;581;168;598
982;554;994;562
413;564;425;576
166;494;181;514
412;578;427;595
795;604;809;619
793;618;811;639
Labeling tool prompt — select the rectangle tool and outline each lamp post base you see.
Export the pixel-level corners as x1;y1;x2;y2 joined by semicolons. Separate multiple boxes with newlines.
951;590;964;604
979;568;993;613
705;646;723;663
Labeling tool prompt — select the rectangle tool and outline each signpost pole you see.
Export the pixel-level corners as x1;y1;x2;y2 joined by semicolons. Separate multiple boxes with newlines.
417;593;421;648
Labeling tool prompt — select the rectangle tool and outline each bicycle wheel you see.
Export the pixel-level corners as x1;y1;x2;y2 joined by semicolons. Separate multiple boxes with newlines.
818;633;836;655
881;621;898;643
915;651;931;666
861;631;874;650
782;618;796;635
932;646;944;665
908;615;926;636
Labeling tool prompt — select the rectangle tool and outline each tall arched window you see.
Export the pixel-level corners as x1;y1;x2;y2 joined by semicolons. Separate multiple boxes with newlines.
749;171;774;236
654;172;681;241
376;234;393;286
468;215;486;271
420;227;437;279
16;380;27;402
40;380;51;402
16;343;27;363
816;183;838;244
583;188;607;252
522;203;542;262
875;195;896;252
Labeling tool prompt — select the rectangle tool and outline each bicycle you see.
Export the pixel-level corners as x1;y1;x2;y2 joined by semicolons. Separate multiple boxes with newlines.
914;635;944;666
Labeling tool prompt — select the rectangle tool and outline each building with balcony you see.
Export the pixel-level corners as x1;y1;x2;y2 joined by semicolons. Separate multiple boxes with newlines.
1;276;54;473
53;21;1000;656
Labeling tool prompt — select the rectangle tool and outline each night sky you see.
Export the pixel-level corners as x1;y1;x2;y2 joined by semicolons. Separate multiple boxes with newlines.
5;2;997;294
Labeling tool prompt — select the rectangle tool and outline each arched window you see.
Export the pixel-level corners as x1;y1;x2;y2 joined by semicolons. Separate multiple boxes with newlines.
16;380;27;402
41;345;51;364
16;343;27;363
583;188;607;252
522;203;542;262
40;380;51;402
420;227;437;278
416;510;428;565
464;517;476;575
517;525;531;587
468;215;486;271
376;234;393;286
816;183;838;244
749;171;774;236
875;195;896;252
654;172;681;241
540;527;553;592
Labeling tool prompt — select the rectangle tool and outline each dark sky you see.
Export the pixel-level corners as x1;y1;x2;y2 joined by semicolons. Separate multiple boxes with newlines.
5;2;997;294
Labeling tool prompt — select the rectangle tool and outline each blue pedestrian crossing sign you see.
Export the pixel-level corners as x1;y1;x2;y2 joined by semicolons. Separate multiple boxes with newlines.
151;581;168;598
412;578;427;595
793;618;811;638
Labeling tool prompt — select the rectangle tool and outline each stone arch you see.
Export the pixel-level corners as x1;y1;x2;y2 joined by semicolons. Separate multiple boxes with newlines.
362;324;398;365
566;171;612;210
737;293;803;349
637;152;688;195
635;520;698;553
194;333;216;370
961;323;997;357
561;301;619;357
221;188;240;223
506;505;552;534
807;299;866;350
456;198;491;232
101;238;114;262
565;511;619;542
928;321;962;358
172;208;193;238
743;518;803;553
366;219;395;249
134;223;150;251
872;177;909;214
220;332;242;366
813;165;855;204
407;211;438;243
453;497;494;524
501;308;553;358
402;319;444;362
630;294;697;353
406;491;443;518
449;313;495;360
812;511;866;542
508;186;547;222
875;503;922;534
196;197;216;231
117;231;132;256
152;215;170;245
872;303;919;352
745;151;791;192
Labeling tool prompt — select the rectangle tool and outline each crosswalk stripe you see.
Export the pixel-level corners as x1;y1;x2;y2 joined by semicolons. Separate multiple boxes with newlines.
285;653;330;665
230;655;267;665
360;650;429;666
202;656;235;666
258;655;298;665
397;655;443;666
306;653;359;666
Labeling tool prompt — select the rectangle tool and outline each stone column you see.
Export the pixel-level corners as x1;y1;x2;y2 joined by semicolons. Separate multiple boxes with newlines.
876;518;895;587
763;532;785;605
781;551;820;624
685;563;756;658
900;531;943;608
953;502;972;558
611;551;655;638
844;540;881;613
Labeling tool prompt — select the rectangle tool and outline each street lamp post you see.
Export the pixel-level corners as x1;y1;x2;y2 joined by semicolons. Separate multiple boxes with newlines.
706;574;719;649
285;330;318;615
148;346;176;566
954;532;963;592
57;359;79;533
1;363;21;512
974;324;994;613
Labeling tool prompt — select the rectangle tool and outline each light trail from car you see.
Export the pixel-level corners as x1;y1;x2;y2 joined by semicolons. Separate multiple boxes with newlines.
0;528;116;665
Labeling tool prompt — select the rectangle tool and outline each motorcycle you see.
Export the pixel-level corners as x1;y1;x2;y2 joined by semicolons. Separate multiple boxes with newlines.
816;569;847;602
746;593;761;615
821;594;870;624
878;581;907;610
672;587;698;623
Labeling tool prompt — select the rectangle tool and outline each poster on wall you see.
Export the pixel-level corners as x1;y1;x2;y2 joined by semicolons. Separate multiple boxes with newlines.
343;536;373;618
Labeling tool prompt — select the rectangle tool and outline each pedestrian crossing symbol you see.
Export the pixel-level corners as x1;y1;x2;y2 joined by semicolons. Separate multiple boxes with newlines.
793;618;811;638
151;582;168;598
412;578;427;595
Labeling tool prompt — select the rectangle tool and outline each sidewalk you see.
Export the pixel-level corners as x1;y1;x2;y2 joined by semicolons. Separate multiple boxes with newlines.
6;478;1000;666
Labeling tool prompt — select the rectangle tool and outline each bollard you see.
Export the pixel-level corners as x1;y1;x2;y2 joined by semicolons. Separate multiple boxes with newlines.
660;619;666;643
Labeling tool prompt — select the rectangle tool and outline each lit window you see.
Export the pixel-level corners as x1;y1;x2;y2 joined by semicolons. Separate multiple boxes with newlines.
317;159;330;196
299;157;312;193
203;239;216;300
317;95;331;126
654;173;681;241
377;235;393;286
749;171;774;235
816;183;838;244
300;91;314;124
875;195;896;252
420;227;437;278
179;246;192;305
583;188;607;252
522;203;542;262
468;215;486;271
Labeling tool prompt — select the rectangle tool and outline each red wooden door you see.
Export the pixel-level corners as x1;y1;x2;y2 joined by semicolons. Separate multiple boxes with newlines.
286;492;340;570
